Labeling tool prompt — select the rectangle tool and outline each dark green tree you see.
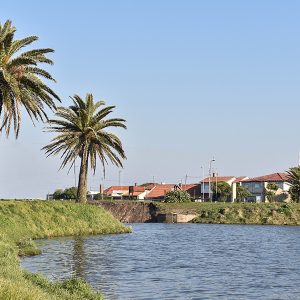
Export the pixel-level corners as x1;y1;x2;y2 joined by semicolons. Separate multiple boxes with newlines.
236;185;252;202
0;20;59;137
43;94;126;203
53;189;63;200
63;187;78;200
265;183;278;203
211;182;231;202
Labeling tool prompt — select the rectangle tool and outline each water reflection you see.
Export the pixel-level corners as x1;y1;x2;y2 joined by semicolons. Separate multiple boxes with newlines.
22;224;300;300
72;237;86;278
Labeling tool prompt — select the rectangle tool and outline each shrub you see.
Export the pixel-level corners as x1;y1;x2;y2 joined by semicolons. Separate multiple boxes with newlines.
164;190;191;203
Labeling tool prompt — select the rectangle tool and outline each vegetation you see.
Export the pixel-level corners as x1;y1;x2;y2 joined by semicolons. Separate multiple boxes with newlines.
0;20;60;137
287;167;300;203
43;94;126;203
164;189;191;203
52;187;78;200
0;200;131;299
211;182;231;202
155;201;300;225
265;182;279;203
236;185;252;202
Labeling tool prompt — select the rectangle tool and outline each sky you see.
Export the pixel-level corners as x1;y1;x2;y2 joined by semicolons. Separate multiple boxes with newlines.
1;0;300;198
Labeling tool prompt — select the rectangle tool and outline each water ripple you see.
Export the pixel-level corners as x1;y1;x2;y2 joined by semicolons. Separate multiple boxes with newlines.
22;224;300;300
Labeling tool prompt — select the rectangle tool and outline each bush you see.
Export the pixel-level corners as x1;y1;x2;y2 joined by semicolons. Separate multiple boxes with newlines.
52;187;77;200
164;190;191;203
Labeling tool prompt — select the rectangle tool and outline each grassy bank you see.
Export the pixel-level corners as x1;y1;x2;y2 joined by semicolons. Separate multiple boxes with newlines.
0;200;131;300
155;202;300;225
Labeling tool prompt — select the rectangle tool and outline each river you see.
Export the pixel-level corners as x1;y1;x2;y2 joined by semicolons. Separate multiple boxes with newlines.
22;223;300;300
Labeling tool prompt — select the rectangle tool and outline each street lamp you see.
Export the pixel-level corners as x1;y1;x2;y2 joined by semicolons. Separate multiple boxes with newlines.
208;157;215;202
201;166;205;201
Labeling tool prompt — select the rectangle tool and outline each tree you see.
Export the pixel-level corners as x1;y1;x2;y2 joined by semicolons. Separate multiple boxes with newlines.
43;94;126;203
0;20;59;137
53;189;63;200
211;182;231;202
164;189;191;203
236;185;252;202
265;183;278;203
286;167;300;203
63;187;78;200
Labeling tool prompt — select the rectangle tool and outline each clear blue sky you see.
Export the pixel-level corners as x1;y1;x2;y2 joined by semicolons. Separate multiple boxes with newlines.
1;0;300;198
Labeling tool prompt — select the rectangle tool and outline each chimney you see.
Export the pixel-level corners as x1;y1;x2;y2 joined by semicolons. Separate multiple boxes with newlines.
99;184;103;194
135;183;137;186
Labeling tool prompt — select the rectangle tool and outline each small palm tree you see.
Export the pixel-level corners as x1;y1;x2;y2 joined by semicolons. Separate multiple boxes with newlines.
43;93;126;203
0;20;60;137
286;167;300;203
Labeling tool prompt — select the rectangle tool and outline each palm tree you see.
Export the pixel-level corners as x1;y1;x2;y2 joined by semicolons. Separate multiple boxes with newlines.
43;93;126;203
286;167;300;203
0;20;60;137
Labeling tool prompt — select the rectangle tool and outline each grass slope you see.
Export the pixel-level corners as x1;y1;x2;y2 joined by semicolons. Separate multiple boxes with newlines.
156;202;300;225
0;200;131;300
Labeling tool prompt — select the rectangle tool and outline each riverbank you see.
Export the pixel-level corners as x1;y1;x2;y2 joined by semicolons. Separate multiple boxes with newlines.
157;202;300;225
0;200;131;300
94;200;300;225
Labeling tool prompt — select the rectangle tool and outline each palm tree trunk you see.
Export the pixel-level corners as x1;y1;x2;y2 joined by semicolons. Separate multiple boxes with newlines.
77;149;88;203
0;89;3;116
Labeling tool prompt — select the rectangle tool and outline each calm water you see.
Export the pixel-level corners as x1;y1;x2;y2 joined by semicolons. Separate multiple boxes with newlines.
22;224;300;300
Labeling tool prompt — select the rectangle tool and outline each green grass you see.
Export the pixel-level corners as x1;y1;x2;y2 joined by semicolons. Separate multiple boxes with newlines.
0;200;131;299
156;202;300;225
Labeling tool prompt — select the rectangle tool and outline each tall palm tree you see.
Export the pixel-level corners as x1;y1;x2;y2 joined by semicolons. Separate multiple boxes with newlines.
286;167;300;203
0;20;60;137
43;93;127;203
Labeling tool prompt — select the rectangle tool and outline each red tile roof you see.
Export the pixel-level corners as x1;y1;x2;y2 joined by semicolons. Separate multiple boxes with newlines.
201;176;235;183
180;184;201;191
104;186;129;194
132;186;146;192
243;173;289;182
145;184;175;199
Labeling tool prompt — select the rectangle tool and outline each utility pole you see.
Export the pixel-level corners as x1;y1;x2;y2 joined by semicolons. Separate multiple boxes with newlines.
201;166;204;201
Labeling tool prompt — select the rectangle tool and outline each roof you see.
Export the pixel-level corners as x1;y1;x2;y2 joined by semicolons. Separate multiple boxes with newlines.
243;173;289;183
145;184;175;199
233;176;249;183
131;186;146;192
181;184;201;191
104;186;129;194
201;176;235;183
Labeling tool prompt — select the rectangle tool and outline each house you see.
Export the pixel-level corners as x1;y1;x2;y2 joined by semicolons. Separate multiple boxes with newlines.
241;173;291;202
200;176;237;200
122;185;149;200
87;191;100;201
103;184;155;200
144;184;176;200
103;186;129;199
231;176;249;202
180;184;202;199
141;183;202;200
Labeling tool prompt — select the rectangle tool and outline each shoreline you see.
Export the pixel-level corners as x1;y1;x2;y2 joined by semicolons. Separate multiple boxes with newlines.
94;200;300;225
0;200;131;300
